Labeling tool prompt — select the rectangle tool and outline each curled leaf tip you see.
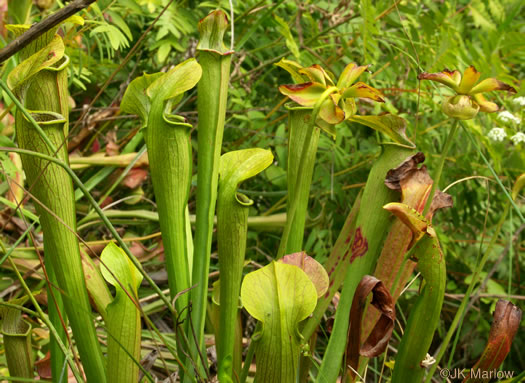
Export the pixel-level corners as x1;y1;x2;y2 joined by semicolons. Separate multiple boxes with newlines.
197;9;233;55
346;275;395;378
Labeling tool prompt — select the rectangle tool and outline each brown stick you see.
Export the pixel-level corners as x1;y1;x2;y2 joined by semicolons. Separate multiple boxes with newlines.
0;0;96;63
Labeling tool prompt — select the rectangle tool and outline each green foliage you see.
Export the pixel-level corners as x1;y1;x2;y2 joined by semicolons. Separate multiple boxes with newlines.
0;0;523;381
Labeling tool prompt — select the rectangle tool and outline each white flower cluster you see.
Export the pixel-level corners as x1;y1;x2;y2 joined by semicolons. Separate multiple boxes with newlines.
487;128;507;142
510;132;525;144
497;111;521;124
512;96;525;107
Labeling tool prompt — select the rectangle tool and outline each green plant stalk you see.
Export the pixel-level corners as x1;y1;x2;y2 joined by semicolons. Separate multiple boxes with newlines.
424;201;510;382
315;144;414;382
302;192;361;340
146;105;192;313
1;25;105;382
1;306;33;382
391;235;446;382
277;86;339;259
15;112;106;382
216;149;273;382
286;106;321;253
395;258;444;374
378;202;448;382
216;191;250;382
422;120;459;216
7;26;105;379
191;9;233;372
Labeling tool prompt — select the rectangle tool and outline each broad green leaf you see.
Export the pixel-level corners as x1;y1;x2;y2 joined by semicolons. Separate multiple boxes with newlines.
219;148;274;188
100;242;143;383
147;58;202;102
279;252;329;298
7;35;65;94
120;72;163;124
348;114;415;148
240;261;317;383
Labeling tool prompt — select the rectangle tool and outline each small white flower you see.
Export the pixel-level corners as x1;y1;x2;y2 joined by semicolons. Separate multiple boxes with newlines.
420;353;436;368
510;132;525;144
487;127;507;142
512;96;525;107
497;111;521;124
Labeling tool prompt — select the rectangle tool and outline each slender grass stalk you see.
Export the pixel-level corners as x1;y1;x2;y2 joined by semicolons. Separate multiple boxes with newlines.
216;149;273;381
315;143;415;382
463;125;524;222
190;10;233;372
285;105;321;253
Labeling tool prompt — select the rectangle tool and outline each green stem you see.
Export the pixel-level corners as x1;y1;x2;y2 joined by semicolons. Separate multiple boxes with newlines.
315;144;414;382
239;335;257;383
15;112;106;382
45;260;67;383
216;191;250;382
145;106;192;314
190;25;232;375
215;149;273;382
422;119;459;216
286;107;321;253
277;86;338;259
392;232;446;382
